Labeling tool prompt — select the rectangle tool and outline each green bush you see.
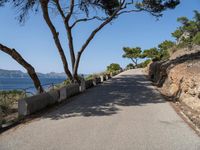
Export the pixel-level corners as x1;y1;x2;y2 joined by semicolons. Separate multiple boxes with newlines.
85;74;99;80
138;59;151;68
193;32;200;45
107;63;121;73
126;63;135;69
0;90;25;114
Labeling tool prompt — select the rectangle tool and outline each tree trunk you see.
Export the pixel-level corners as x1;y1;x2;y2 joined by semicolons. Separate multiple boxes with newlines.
40;0;74;82
135;58;138;68
73;4;123;78
0;44;44;93
131;58;137;68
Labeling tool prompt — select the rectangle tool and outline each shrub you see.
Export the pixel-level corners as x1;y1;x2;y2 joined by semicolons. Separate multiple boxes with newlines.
0;90;25;114
193;32;200;45
126;63;135;69
107;63;121;73
138;59;151;68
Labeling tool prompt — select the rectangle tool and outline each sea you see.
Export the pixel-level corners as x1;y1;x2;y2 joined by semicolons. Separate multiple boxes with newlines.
0;77;66;93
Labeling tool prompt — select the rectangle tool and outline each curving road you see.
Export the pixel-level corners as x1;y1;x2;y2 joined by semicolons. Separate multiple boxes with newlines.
0;69;200;150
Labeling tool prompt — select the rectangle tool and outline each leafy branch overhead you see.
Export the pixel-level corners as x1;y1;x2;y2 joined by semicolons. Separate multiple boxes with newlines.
172;10;200;45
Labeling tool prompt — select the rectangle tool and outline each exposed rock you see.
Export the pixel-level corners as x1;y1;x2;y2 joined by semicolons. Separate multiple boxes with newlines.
148;45;200;112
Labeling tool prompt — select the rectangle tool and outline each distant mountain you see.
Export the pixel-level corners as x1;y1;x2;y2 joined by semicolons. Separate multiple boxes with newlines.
0;69;67;79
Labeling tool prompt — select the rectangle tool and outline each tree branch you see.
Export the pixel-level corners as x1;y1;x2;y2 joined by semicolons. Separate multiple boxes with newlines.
54;0;76;71
0;43;44;93
65;0;74;22
130;58;136;64
73;1;125;75
54;0;65;19
117;9;142;16
40;0;73;81
71;16;108;28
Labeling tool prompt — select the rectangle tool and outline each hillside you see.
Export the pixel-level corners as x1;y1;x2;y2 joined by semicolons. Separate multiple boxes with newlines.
0;69;66;78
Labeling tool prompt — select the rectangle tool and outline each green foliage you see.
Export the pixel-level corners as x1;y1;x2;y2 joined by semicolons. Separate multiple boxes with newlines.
122;47;142;59
85;75;94;81
80;0;120;16
122;47;142;66
172;10;200;46
85;74;99;81
0;90;25;114
136;0;180;14
171;29;183;40
138;59;151;68
143;48;160;59
1;0;180;23
158;40;175;60
193;32;200;45
107;63;121;73
158;40;175;50
177;16;189;25
126;63;135;69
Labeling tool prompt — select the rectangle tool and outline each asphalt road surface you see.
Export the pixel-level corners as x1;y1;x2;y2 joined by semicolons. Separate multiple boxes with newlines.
0;69;200;150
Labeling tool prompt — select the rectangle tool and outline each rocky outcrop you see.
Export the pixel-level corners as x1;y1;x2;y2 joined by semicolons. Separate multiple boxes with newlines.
148;46;200;112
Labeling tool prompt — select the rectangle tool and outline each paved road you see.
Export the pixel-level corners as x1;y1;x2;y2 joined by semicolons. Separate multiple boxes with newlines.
0;69;200;150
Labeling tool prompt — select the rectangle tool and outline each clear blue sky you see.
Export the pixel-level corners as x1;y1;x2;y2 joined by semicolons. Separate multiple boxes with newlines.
0;0;199;74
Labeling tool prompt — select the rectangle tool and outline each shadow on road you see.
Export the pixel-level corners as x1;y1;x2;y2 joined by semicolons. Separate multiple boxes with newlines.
43;73;165;120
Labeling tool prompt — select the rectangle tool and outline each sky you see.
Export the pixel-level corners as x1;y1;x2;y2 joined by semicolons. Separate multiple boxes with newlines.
0;0;200;74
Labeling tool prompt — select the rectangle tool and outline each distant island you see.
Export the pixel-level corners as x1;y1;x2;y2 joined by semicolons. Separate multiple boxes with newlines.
0;69;67;79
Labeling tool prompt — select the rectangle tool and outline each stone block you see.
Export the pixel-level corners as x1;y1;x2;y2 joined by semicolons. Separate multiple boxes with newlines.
66;84;80;98
18;91;59;117
79;79;86;92
93;77;101;85
59;86;67;102
100;75;104;82
85;80;94;89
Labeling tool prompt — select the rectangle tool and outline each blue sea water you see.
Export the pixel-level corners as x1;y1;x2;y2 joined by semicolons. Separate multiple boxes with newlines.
0;77;66;92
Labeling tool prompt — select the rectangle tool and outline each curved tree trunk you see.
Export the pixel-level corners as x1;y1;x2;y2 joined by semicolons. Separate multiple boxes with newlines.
0;44;44;93
131;58;138;68
40;0;74;82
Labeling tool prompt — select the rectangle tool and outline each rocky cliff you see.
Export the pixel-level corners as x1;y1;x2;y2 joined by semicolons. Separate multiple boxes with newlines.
149;46;200;111
148;45;200;128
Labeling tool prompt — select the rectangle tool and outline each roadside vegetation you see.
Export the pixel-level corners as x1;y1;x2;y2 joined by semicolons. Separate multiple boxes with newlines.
85;63;122;81
123;10;200;69
0;90;25;114
0;90;26;125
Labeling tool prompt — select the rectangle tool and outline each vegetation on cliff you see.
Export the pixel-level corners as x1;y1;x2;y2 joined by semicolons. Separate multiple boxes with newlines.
123;10;200;69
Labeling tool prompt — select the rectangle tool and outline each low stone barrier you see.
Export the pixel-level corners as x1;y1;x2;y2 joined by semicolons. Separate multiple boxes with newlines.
17;70;123;117
59;86;68;102
85;80;94;89
66;84;80;98
100;75;106;83
59;83;80;102
18;90;59;116
79;79;86;92
93;77;101;85
0;107;2;127
18;83;80;117
100;75;104;82
105;74;111;80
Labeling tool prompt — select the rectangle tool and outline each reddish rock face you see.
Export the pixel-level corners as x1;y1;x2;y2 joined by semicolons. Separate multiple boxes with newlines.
148;45;200;112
